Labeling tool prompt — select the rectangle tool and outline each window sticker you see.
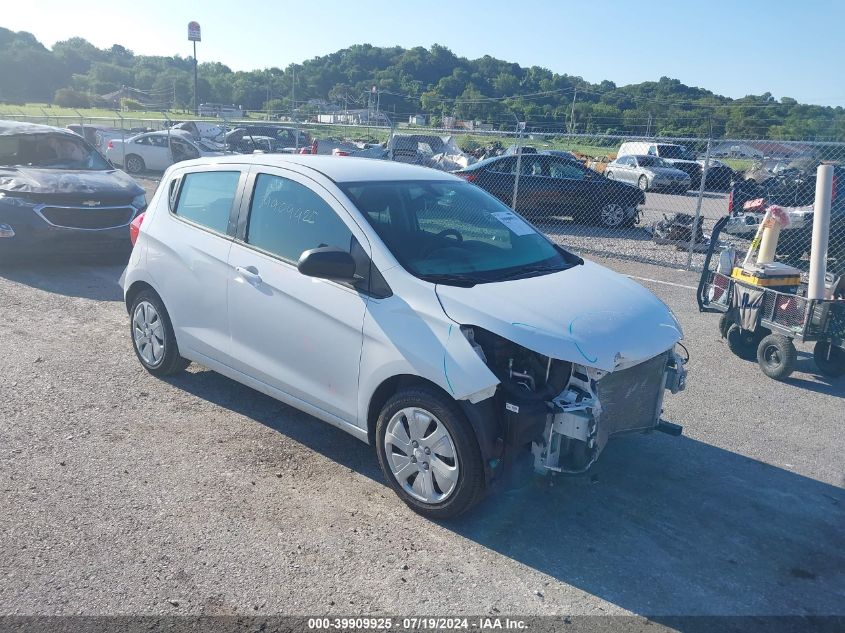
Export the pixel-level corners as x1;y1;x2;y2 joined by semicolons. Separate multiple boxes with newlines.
490;211;535;236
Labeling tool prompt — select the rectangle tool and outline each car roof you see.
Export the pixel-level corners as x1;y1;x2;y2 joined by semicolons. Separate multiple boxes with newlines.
0;119;78;137
172;154;462;183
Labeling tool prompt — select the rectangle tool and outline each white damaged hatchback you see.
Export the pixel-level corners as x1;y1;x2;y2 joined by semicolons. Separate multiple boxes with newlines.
123;155;688;519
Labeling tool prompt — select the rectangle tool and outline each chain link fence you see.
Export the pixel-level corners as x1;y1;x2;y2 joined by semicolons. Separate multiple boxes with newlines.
4;111;841;276
384;128;845;276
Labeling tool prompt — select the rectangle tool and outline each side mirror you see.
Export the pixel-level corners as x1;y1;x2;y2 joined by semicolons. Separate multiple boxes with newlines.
297;246;357;282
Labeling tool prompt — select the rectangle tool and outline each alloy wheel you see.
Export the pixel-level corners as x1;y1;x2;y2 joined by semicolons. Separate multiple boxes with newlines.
383;407;459;504
600;203;625;228
126;156;143;173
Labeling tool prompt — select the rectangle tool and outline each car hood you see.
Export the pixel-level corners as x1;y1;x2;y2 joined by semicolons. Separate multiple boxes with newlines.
435;260;683;372
0;166;143;203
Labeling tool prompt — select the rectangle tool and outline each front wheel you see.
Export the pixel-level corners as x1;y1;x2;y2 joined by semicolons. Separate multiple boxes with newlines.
638;175;649;191
813;341;845;378
598;203;626;229
376;387;486;519
757;334;797;380
605;171;614;180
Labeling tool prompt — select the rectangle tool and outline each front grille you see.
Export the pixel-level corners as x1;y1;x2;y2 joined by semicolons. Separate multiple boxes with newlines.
595;351;669;437
39;206;135;230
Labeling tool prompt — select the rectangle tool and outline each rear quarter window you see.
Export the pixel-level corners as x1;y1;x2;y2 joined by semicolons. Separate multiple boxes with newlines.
173;171;241;234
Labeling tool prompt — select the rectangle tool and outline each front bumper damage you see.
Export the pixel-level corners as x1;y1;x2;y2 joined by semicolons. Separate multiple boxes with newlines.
517;348;687;474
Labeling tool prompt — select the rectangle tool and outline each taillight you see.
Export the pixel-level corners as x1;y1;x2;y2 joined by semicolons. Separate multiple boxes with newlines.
727;189;734;214
129;212;145;246
458;172;478;182
107;140;114;150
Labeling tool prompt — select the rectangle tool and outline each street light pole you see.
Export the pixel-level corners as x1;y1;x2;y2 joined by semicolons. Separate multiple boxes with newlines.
193;40;198;116
188;21;201;116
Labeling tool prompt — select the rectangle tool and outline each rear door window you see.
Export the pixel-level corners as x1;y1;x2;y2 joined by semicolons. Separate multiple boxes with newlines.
487;158;515;174
519;156;544;176
174;171;241;234
548;160;587;180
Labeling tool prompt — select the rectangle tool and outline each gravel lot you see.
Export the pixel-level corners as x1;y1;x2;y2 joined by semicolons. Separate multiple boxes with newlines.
0;174;842;621
1;249;843;620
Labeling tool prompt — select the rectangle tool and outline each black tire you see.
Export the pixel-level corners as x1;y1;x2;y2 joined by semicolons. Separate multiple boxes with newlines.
129;289;190;376
726;323;768;360
375;386;486;520
757;334;797;380
638;175;649;191
719;313;732;339
605;171;614;180
124;154;145;174
813;341;845;378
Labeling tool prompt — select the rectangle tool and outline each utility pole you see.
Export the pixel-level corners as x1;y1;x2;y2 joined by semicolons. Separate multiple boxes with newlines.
511;118;526;211
291;67;298;150
646;113;652;136
290;66;296;121
266;74;271;121
568;88;577;134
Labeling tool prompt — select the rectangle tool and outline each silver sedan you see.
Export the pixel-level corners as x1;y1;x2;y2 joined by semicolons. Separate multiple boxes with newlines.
605;155;692;192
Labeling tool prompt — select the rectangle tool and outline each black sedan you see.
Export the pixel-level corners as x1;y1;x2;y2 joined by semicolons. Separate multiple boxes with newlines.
455;154;645;228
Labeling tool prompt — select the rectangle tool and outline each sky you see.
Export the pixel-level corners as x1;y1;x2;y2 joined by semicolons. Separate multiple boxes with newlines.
5;0;845;106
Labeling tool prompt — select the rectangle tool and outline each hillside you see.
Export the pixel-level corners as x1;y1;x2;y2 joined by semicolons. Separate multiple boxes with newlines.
1;27;843;140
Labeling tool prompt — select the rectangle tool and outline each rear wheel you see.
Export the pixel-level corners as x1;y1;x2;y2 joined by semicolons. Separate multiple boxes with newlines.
638;175;649;191
375;387;485;519
813;341;845;378
726;324;769;360
757;334;797;380
130;290;190;376
125;154;145;174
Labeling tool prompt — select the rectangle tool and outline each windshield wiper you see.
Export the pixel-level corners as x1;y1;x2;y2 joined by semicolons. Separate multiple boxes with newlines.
489;264;570;282
417;273;484;288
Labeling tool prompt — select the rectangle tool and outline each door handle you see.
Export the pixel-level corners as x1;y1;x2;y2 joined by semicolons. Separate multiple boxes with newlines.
235;265;262;285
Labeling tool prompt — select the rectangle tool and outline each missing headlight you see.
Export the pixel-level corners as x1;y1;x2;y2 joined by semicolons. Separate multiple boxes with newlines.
461;325;571;401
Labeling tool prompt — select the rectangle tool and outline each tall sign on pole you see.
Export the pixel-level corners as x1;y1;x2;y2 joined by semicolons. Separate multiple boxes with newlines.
188;21;201;116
